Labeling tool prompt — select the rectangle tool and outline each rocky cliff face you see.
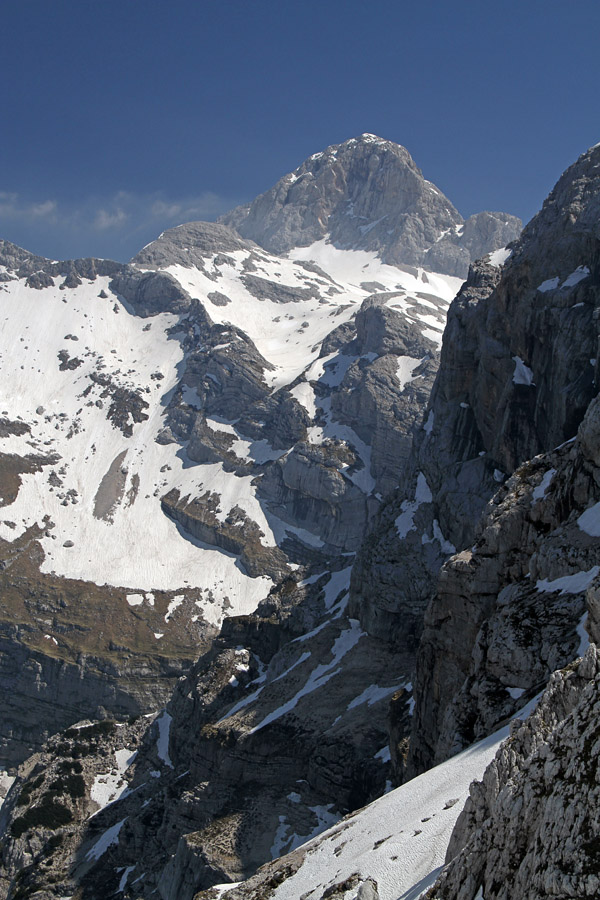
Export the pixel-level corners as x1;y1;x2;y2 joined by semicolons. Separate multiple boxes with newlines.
426;643;600;900
349;143;600;725
0;570;413;900
410;390;600;775
221;134;521;278
0;715;151;900
158;141;600;899
402;143;600;775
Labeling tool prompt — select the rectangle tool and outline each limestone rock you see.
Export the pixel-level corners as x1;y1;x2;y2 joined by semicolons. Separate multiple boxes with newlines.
426;647;600;900
401;143;600;775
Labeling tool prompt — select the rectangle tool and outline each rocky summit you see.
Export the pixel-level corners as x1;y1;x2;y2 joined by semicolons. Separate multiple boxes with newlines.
3;136;600;900
221;133;521;278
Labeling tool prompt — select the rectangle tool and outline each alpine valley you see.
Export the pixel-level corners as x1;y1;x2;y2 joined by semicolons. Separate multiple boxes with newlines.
0;132;598;900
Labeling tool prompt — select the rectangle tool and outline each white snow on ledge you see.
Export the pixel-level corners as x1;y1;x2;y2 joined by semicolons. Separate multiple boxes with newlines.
577;613;590;657
512;356;535;386
156;711;173;768
396;355;424;391
247;619;365;735
86;817;127;861
395;473;432;540
488;247;512;268
562;265;590;288
532;468;556;503
578;501;600;537
537;276;560;293
536;565;600;595
537;266;590;293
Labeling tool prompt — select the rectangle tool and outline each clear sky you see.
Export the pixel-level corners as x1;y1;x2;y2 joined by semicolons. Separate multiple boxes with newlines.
2;0;599;262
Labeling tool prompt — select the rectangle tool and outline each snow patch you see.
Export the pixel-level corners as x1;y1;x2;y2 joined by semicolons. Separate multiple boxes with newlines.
577;613;590;657
347;683;404;711
374;746;391;763
578;501;600;537
86;818;127;861
536;566;600;595
117;866;136;893
266;699;541;900
537;276;560;292
156;711;173;768
506;686;525;700
532;468;556;502
289;381;316;418
395;473;432;539
488;247;512;267
422;519;456;555
562;265;590;288
396;356;424;391
164;595;184;622
247;620;365;735
512;356;535;386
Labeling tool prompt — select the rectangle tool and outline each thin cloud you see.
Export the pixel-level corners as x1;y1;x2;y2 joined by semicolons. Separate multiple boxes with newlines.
0;193;58;222
94;207;129;230
0;189;244;260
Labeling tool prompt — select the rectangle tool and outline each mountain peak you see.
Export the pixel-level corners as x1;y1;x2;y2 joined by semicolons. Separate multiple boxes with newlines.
220;136;521;277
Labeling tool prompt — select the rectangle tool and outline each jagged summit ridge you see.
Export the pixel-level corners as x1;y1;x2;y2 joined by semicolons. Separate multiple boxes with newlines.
220;133;522;277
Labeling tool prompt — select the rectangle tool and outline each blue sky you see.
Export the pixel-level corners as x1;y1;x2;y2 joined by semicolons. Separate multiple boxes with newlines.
2;0;599;261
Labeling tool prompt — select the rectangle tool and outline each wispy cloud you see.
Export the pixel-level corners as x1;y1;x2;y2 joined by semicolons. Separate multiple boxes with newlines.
94;207;129;230
0;188;242;261
0;192;58;222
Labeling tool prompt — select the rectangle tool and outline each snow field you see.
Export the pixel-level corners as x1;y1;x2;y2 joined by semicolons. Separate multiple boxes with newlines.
0;241;463;628
0;276;271;623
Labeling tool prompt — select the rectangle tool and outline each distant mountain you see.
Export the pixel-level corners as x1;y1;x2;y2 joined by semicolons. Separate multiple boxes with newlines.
0;136;537;900
220;133;522;277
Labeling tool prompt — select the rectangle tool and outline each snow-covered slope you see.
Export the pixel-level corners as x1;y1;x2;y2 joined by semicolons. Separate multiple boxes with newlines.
0;130;540;900
209;699;538;900
0;274;270;619
163;243;460;385
0;235;459;623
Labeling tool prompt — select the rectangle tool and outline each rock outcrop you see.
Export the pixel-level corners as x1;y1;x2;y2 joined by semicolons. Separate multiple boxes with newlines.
402;143;600;775
0;716;150;900
427;644;600;900
409;396;600;775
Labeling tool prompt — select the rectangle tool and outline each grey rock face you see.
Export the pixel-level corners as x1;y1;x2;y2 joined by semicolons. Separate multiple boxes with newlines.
110;266;197;317
0;626;187;770
257;441;375;552
220;134;521;277
0;241;122;283
408;424;600;776
0;716;151;900
352;143;600;660
396;143;600;774
426;646;600;900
